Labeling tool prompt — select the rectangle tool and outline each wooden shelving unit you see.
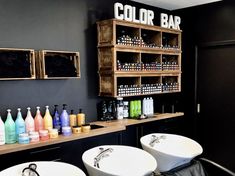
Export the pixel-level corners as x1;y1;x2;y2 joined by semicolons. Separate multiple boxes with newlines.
97;19;182;97
0;48;36;80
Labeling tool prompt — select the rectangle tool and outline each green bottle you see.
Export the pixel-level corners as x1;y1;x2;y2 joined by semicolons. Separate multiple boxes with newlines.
130;101;135;118
137;100;142;116
133;100;138;118
5;109;16;144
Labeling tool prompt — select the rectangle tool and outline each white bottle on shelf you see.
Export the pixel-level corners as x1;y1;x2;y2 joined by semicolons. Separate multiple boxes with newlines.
0;116;5;145
25;107;35;133
149;97;154;116
146;97;150;116
142;98;147;115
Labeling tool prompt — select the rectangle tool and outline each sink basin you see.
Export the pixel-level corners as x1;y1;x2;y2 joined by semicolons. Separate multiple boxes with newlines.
140;133;203;172
90;124;105;130
0;161;86;176
82;145;157;176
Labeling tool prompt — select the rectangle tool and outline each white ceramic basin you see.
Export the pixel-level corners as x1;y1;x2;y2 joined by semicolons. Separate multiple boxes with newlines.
0;161;86;176
140;133;203;172
82;145;157;176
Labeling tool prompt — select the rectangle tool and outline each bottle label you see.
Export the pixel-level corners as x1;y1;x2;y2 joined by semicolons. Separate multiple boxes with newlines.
117;107;124;119
0;133;5;143
17;125;25;133
6;130;16;141
123;110;129;118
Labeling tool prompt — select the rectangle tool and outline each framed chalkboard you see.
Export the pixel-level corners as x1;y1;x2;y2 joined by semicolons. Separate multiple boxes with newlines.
0;48;35;80
36;50;80;79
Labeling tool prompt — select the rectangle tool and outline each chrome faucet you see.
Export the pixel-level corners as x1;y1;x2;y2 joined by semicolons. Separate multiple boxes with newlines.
94;147;113;168
149;135;166;147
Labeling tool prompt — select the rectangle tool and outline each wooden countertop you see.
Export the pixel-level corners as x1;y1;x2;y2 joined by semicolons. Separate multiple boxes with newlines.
92;112;184;127
0;112;183;155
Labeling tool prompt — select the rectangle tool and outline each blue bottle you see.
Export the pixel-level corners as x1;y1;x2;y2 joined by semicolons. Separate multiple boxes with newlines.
15;108;26;141
60;104;70;127
53;105;61;134
5;109;16;144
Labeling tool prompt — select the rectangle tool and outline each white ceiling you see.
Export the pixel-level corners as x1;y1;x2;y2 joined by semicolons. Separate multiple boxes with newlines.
131;0;222;10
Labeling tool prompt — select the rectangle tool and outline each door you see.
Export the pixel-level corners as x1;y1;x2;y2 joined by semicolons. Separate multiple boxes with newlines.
196;42;235;171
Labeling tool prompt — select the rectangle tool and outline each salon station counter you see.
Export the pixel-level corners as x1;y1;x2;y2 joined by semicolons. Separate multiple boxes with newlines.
0;112;183;155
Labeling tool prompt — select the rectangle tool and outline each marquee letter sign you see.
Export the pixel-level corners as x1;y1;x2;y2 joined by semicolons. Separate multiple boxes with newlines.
160;13;181;30
114;2;154;25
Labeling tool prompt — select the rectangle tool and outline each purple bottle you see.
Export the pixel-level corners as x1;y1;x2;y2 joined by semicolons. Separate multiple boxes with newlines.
60;104;70;127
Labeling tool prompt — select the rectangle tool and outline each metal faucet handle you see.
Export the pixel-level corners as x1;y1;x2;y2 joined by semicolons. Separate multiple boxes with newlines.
94;147;114;168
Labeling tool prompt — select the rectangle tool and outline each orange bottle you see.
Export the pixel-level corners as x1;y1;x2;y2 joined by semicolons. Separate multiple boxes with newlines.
34;106;44;131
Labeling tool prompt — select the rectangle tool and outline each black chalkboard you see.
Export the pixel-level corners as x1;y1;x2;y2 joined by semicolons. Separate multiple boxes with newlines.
0;50;32;79
44;53;77;78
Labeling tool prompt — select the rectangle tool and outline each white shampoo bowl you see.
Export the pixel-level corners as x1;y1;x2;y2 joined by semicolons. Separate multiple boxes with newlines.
140;133;203;172
0;161;86;176
82;145;157;176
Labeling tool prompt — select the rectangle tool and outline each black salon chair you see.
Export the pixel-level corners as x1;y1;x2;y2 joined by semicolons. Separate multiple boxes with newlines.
161;158;235;176
199;158;235;176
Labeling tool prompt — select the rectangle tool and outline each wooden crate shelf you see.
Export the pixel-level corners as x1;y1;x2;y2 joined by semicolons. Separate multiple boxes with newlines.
97;19;182;97
0;48;35;80
36;50;80;79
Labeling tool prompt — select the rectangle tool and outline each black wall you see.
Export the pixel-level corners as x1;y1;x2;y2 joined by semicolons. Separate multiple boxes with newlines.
175;0;235;171
0;0;169;121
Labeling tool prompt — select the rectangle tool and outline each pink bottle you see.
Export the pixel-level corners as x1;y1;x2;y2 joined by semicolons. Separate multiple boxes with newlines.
25;107;35;133
34;106;44;131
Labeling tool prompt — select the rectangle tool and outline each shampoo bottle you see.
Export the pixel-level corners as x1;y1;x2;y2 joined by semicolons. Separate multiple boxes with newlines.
53;105;61;133
130;101;135;118
0;116;5;145
142;98;147;115
146;97;150;116
44;106;53;130
137;100;142;116
5;109;16;144
77;108;85;126
149;97;154;115
69;110;77;127
15;108;26;140
60;104;70;127
34;106;44;131
25;107;35;133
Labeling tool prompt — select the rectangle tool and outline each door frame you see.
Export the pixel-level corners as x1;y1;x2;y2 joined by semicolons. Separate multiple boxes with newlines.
194;39;235;138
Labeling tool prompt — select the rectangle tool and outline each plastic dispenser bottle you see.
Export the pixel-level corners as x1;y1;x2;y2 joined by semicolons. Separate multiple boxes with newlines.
146;97;150;116
34;106;44;131
149;97;154;116
116;97;124;120
130;101;135;118
60;104;70;127
53;105;61;133
137;100;142;116
25;107;35;133
77;109;85;126
0;116;5;145
44;106;53;130
133;100;138;118
5;109;16;144
123;101;129;118
142;98;146;115
70;110;77;127
15;108;26;140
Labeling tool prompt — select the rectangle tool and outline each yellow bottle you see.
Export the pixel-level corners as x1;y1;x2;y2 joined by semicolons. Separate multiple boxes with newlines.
44;106;53;130
77;109;85;126
70;110;77;127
